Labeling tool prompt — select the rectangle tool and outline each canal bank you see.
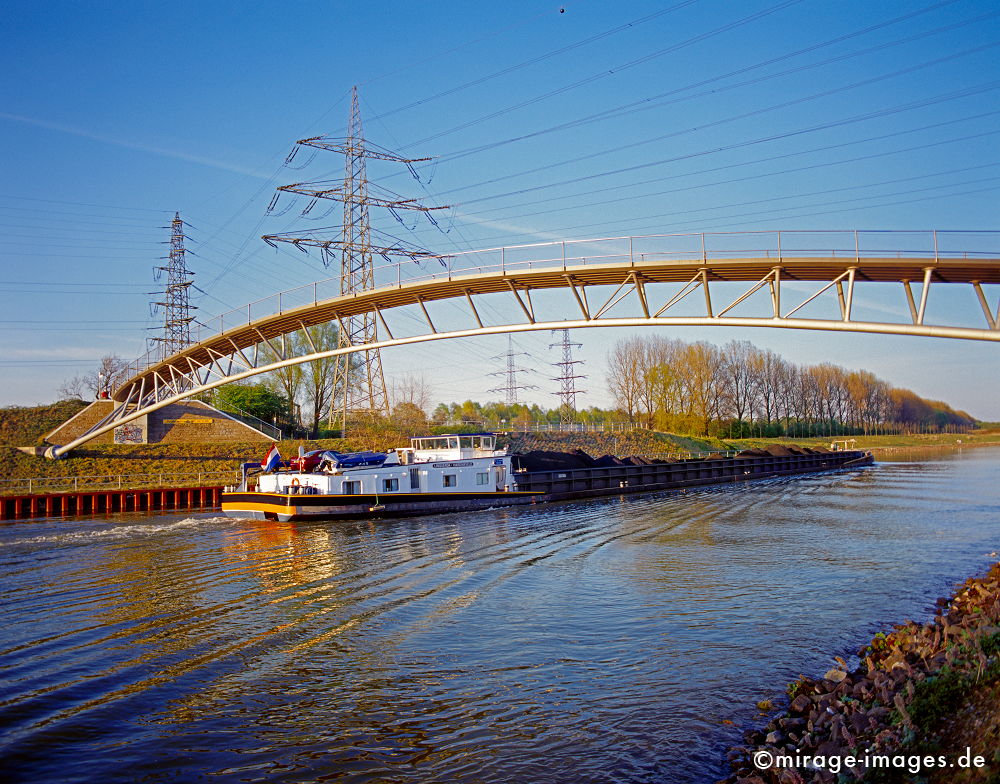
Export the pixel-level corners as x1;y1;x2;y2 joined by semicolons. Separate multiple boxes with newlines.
722;561;1000;783
1;485;223;519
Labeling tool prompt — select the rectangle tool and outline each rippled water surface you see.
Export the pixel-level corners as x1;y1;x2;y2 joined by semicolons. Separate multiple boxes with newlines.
3;449;1000;783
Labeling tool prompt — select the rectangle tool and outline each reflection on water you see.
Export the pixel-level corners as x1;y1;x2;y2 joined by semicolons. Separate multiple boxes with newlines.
2;449;999;783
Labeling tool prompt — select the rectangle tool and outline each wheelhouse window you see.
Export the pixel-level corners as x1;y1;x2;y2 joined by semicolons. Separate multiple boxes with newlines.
411;434;495;452
342;481;360;495
411;437;452;451
383;478;399;492
443;474;457;488
469;435;495;451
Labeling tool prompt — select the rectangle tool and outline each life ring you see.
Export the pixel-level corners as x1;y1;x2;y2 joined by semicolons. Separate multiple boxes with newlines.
290;478;300;487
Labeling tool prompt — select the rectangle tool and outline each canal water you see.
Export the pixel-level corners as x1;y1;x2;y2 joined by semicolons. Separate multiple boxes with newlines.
2;448;999;783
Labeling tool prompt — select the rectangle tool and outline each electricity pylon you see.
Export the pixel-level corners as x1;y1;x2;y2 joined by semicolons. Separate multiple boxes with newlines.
489;335;538;407
263;86;449;430
150;212;195;358
550;329;586;420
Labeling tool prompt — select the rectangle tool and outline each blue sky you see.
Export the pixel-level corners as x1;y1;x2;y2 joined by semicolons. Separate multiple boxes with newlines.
2;0;999;417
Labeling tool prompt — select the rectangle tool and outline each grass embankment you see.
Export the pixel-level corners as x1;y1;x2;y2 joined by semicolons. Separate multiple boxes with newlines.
0;400;88;448
2;400;997;492
723;564;1000;783
720;431;1000;454
0;423;712;490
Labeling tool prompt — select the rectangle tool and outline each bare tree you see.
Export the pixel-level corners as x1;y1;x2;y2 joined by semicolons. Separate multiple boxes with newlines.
303;323;340;436
60;354;129;400
607;337;643;421
58;374;88;400
752;348;785;427
679;341;724;435
720;340;758;424
391;373;433;413
391;401;430;431
773;358;799;429
261;332;306;425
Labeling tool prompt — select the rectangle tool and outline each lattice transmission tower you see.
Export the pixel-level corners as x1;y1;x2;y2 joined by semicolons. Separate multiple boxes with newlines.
550;329;586;419
150;212;196;358
263;86;449;429
489;335;538;407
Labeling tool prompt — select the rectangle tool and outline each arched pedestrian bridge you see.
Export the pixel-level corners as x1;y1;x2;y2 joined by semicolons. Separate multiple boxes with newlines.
50;229;1000;456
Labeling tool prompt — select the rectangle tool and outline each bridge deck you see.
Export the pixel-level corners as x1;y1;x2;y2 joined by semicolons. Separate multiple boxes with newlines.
114;255;1000;402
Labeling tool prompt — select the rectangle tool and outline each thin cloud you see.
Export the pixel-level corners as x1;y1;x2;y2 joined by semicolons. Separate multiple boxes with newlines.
0;111;270;178
452;211;568;244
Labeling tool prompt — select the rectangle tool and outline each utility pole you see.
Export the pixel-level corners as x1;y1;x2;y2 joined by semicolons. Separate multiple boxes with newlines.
489;335;538;407
263;86;449;432
150;212;195;359
550;329;586;421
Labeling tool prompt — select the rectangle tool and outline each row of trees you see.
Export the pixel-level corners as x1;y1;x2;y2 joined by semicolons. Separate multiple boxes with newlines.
607;336;975;436
430;400;619;428
59;332;976;440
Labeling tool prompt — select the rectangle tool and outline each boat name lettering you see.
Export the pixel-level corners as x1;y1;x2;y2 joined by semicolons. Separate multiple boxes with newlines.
432;461;474;468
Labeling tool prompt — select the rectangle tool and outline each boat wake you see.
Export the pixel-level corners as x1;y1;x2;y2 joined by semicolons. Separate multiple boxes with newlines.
0;515;229;548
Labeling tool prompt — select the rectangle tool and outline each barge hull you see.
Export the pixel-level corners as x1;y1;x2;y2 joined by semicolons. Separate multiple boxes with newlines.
520;449;873;502
221;490;541;521
221;450;872;521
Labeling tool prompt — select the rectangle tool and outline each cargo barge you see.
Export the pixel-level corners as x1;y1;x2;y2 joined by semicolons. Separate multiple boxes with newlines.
221;434;873;522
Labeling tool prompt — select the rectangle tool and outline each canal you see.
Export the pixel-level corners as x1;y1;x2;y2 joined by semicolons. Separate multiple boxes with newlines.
2;448;999;783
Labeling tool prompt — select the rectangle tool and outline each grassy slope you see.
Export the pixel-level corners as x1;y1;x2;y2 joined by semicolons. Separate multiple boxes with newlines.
0;400;88;447
720;430;1000;452
3;401;999;488
0;431;711;484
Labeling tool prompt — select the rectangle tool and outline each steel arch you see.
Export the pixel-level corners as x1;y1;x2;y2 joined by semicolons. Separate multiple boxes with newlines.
49;230;1000;457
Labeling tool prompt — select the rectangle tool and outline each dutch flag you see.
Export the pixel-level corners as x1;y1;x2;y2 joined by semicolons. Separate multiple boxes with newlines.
261;444;281;472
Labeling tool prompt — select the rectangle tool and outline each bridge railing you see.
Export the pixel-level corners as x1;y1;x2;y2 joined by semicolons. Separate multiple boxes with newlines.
123;229;1000;379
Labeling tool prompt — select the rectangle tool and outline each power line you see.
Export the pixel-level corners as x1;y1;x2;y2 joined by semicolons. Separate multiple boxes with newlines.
358;5;565;92
443;44;1000;202
628;183;1000;236
0;194;170;212
368;1;699;125
404;0;808;149
459;116;1000;222
452;79;1000;209
462;161;1000;240
427;0;980;166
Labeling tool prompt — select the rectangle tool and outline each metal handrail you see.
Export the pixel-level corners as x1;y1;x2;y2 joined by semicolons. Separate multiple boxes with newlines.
440;421;635;433
121;229;1000;379
0;469;241;497
214;405;284;440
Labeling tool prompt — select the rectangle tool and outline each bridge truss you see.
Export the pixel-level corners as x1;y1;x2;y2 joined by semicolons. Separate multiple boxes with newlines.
49;230;1000;457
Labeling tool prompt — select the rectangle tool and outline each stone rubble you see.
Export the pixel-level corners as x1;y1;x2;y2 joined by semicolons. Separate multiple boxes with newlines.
719;561;1000;783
